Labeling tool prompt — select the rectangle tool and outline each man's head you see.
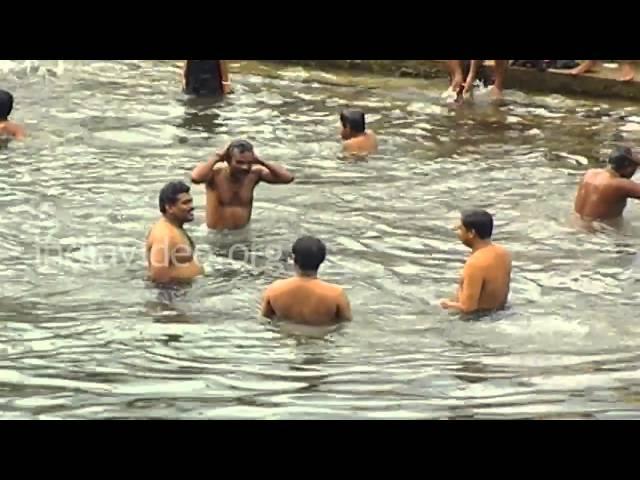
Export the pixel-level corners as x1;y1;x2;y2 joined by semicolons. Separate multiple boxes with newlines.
608;146;640;179
0;90;14;121
292;236;327;274
158;181;194;224
457;209;494;248
226;139;255;176
340;109;366;140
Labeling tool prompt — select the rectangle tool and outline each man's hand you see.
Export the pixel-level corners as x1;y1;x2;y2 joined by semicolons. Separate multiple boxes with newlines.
223;82;233;94
212;152;227;166
440;299;454;309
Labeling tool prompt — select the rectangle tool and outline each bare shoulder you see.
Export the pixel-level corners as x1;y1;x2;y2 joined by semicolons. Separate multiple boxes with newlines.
319;279;346;296
493;243;512;263
265;278;287;294
207;165;226;187
148;220;177;241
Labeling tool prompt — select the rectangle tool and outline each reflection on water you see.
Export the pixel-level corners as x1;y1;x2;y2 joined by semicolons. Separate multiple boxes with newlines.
1;60;640;418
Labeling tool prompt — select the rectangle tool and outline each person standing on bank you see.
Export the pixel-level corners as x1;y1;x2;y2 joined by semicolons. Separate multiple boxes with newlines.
440;210;512;314
182;60;233;96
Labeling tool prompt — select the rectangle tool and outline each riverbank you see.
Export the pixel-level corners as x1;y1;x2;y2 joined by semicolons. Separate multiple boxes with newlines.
269;60;640;101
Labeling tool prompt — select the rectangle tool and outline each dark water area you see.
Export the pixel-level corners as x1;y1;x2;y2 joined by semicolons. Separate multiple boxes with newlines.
1;60;640;419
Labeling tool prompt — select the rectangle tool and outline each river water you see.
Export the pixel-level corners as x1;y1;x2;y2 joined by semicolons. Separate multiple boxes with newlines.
1;60;640;419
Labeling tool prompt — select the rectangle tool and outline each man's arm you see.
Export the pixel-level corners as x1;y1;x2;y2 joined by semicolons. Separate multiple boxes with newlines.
191;154;224;184
254;157;295;184
336;290;353;322
148;234;175;283
441;262;483;313
261;289;276;319
622;179;640;199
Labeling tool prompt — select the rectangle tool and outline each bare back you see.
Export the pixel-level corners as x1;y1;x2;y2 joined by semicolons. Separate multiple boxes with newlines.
459;244;511;312
574;168;640;220
205;166;261;230
0;121;26;140
343;130;378;155
262;277;352;325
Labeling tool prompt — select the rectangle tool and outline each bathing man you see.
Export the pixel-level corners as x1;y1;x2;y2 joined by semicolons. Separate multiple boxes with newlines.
191;139;295;230
440;210;512;314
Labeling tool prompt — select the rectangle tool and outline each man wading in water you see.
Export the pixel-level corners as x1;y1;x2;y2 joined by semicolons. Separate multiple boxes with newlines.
440;210;512;314
146;181;203;283
339;109;378;155
574;146;640;223
0;90;26;140
190;139;294;230
261;236;352;325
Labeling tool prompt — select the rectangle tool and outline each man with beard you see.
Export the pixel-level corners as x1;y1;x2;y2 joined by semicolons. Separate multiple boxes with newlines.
190;139;295;230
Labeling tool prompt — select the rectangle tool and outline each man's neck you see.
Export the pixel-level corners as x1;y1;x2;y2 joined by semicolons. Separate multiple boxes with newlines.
606;166;623;178
470;239;492;253
163;215;183;229
296;270;318;279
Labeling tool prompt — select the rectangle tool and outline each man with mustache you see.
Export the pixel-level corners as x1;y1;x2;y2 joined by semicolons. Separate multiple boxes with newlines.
146;181;203;284
191;139;295;230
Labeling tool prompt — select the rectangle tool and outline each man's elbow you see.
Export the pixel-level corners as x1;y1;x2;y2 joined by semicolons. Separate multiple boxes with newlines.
459;303;478;314
190;172;205;184
149;267;171;284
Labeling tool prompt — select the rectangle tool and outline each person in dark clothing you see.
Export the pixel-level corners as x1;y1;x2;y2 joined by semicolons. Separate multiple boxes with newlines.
182;60;232;96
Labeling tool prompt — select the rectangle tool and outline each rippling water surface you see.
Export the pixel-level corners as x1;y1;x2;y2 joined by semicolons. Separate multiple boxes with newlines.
2;60;640;419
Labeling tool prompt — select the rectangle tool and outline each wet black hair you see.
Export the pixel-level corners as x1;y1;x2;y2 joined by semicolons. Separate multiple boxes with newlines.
159;181;191;214
461;209;494;240
228;139;254;156
608;146;637;172
0;90;14;120
292;236;327;272
340;109;365;134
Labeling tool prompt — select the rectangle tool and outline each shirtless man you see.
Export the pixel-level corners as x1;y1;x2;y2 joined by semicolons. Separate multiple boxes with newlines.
146;181;204;283
0;90;26;140
340;109;378;155
574;146;640;222
440;210;512;314
261;236;352;325
191;139;294;230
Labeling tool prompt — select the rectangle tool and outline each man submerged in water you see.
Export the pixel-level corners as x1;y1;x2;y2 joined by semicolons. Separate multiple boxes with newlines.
340;109;378;155
574;146;640;222
0;90;26;140
440;210;512;314
182;60;232;96
146;181;204;283
261;236;352;325
191;139;294;230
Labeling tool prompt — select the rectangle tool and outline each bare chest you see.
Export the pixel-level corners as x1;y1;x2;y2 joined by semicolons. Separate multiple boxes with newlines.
211;174;256;206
